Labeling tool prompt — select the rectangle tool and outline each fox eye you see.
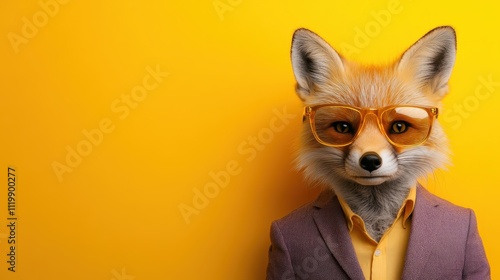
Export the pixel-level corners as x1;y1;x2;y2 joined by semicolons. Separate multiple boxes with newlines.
391;121;408;134
332;122;352;133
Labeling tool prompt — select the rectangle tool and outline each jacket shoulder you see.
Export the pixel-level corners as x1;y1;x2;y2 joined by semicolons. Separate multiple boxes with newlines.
272;190;336;231
407;185;490;278
272;200;317;229
417;185;472;215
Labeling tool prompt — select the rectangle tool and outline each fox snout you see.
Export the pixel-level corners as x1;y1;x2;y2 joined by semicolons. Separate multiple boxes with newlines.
344;122;398;185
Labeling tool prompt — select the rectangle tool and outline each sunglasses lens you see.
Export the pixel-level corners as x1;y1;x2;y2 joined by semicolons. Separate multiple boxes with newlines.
381;107;432;146
312;106;362;146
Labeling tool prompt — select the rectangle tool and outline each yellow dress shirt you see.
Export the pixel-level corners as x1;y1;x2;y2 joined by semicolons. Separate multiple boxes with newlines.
337;187;416;280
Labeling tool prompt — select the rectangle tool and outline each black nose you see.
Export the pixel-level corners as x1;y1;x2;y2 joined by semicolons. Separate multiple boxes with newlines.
359;152;382;172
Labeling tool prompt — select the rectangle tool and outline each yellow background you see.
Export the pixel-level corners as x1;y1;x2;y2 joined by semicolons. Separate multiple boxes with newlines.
1;0;498;279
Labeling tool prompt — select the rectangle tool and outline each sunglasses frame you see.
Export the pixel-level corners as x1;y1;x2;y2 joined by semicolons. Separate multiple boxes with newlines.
303;104;439;147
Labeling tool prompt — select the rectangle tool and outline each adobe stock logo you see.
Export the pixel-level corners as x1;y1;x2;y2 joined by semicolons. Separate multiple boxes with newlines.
8;0;71;54
441;74;499;130
111;268;135;280
213;0;243;21
340;0;404;56
178;106;297;224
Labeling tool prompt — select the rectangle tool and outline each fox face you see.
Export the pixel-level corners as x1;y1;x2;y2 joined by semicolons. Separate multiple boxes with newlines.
292;27;456;197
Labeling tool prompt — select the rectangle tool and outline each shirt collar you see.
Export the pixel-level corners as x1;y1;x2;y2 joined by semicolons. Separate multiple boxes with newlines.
338;186;417;232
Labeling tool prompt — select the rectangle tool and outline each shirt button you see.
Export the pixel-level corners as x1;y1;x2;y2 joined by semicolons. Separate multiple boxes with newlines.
374;249;382;257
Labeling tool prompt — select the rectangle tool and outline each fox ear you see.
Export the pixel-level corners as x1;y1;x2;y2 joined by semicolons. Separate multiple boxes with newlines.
291;28;345;100
397;26;457;97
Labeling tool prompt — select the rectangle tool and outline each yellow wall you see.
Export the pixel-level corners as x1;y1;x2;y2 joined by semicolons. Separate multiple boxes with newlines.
1;0;498;279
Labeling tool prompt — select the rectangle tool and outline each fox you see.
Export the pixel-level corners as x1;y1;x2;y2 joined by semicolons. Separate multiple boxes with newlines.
267;26;490;279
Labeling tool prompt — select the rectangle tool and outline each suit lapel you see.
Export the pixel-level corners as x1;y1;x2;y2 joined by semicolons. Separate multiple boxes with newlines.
402;185;440;279
312;191;365;280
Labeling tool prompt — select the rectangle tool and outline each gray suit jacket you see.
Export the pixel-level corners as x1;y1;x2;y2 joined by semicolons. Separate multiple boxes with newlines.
267;186;490;279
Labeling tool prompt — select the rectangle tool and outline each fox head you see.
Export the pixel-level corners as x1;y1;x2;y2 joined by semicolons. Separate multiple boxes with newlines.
291;26;456;194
